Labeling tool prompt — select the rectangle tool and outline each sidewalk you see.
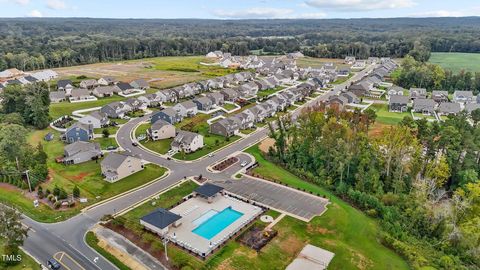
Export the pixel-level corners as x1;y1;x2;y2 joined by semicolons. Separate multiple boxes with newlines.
94;226;166;270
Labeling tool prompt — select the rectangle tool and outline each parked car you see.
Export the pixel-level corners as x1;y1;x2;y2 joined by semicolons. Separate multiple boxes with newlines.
208;153;214;157
241;161;248;167
47;258;61;269
132;142;138;147
106;145;118;151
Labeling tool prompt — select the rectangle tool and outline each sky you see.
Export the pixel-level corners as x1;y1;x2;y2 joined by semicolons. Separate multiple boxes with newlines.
0;0;479;19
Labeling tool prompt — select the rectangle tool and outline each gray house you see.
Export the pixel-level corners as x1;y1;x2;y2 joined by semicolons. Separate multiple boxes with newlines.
173;100;198;117
151;108;182;124
437;102;461;116
49;91;66;103
63;141;102;165
171;131;204;153
389;95;409;112
130;79;149;90
193;97;214;111
342;91;360;104
101;102;130;118
453;91;474;103
78;111;110;129
206;92;225;105
431;90;449;103
210;117;240;137
409;88;427;100
62;123;94;143
220;88;240;101
413;98;436;114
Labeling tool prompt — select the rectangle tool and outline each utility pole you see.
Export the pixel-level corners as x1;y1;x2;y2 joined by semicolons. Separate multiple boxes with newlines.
163;237;169;261
25;170;32;193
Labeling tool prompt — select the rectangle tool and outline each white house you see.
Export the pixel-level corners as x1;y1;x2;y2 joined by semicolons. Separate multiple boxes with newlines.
173;101;198;118
147;119;176;141
171;131;204;153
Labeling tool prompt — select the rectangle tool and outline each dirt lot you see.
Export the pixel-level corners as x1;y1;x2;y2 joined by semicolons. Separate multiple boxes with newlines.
53;56;225;89
259;138;276;153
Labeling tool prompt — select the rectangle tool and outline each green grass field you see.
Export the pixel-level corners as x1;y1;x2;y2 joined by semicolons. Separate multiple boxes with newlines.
370;104;410;125
149;56;238;77
50;95;125;119
429;52;480;73
257;86;286;98
244;145;409;270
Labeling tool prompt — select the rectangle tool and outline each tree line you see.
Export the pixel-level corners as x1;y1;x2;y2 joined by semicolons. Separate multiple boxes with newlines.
267;108;480;269
1;17;480;71
393;55;480;93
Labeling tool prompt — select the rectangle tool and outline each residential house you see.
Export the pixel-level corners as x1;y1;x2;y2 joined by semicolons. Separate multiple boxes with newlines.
130;79;149;90
30;70;58;82
57;79;73;95
49;91;66;103
80;79;97;89
388;86;405;97
413;98;436;115
63;141;102;165
453;90;474;104
465;103;480;114
116;82;135;94
78;111;110;129
389;95;409;112
238;82;259;96
97;76;118;86
437;102;461;116
92;85;120;97
138;94;162;107
210;118;240;137
220;88;240;102
344;56;356;65
69;89;92;101
206;92;225;106
101;102;131;118
171;131;204;153
62;122;94;143
342;91;360;104
193;97;213;111
349;81;371;97
156;89;177;103
171;87;186;99
431;90;449;103
269;95;287;111
151;108;182;124
173;101;198;118
101;152;143;183
235;111;255;129
147;119;176;141
409;88;427;100
327;95;349;110
246;105;267;122
125;98;147;111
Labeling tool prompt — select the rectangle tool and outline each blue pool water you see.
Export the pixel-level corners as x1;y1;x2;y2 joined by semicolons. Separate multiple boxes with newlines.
192;207;243;240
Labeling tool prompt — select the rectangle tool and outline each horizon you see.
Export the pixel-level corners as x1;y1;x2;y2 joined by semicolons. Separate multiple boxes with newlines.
1;0;479;19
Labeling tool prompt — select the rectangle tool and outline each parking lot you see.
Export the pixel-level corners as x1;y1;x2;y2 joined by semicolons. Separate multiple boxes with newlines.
211;176;329;221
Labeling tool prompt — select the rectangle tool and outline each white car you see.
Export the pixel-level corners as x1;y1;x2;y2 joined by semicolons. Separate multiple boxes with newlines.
167;150;175;156
208;153;214;157
240;161;248;167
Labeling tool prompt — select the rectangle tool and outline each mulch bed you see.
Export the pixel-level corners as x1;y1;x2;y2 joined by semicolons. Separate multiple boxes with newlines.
212;157;239;171
238;226;278;252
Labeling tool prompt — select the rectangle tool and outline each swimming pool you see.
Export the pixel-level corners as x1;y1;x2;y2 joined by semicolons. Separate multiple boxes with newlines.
192;207;244;240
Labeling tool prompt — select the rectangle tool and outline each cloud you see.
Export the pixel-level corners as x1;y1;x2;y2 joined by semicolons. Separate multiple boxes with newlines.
46;0;66;10
213;7;294;19
15;0;30;5
410;10;465;17
304;0;417;11
28;9;43;17
298;12;327;19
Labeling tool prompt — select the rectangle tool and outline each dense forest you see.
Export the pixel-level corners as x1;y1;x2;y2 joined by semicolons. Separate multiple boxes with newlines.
268;108;480;269
1;17;480;71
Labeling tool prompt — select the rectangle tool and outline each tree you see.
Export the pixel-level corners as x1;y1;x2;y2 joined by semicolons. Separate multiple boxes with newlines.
471;109;480;126
0;205;28;262
73;186;80;198
102;128;110;138
1;113;24;126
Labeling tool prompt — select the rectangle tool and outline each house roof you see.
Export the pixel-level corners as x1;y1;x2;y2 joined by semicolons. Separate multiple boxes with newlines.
131;78;149;88
89;111;108;121
116;82;133;91
57;80;72;88
465;103;480;113
81;79;97;87
438;102;461;114
141;208;182;230
66;122;93;133
49;91;66;100
195;183;224;198
24;75;38;83
389;95;409;104
413;98;435;109
94;86;119;94
64;141;100;156
160;108;178;118
194;96;212;105
100;76;117;83
178;100;197;109
454;90;473;97
71;88;90;97
172;130;201;146
151;119;173;130
101;152;138;170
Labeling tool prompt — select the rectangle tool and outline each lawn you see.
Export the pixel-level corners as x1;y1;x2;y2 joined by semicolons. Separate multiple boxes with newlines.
222;103;238;111
296;57;350;69
135;123;172;154
0;240;41;270
50;95;125;119
257;86;286;98
243;144;410;270
94;125;120;136
429;52;480;74
0;128;167;223
94;137;119;150
370;104;410;125
149;56;238;77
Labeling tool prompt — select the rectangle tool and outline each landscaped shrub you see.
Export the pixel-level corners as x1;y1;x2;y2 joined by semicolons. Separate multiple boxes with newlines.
53;201;61;209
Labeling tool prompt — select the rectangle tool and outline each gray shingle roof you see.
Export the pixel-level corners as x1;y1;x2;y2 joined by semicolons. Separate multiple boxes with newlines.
101;152;137;170
195;183;224;197
141;208;182;230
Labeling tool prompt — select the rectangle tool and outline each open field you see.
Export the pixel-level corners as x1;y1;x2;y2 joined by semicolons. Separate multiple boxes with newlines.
429;52;480;73
370;104;409;125
244;144;409;270
297;57;350;69
0;128;166;223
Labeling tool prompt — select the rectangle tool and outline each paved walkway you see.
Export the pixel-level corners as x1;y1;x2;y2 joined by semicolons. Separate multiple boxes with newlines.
94;227;165;270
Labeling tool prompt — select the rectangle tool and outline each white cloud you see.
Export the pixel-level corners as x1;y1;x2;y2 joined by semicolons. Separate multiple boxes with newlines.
410;10;465;17
305;0;417;11
28;9;43;17
15;0;30;6
213;7;294;19
46;0;66;10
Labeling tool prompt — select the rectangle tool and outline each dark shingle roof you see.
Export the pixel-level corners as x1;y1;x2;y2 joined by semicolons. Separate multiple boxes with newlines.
141;208;182;229
195;183;224;197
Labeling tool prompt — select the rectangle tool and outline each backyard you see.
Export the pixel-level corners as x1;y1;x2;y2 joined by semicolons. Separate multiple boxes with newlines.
257;86;286;98
370;104;409;125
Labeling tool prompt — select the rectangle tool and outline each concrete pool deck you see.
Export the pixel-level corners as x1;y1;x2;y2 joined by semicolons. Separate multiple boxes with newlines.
165;195;262;256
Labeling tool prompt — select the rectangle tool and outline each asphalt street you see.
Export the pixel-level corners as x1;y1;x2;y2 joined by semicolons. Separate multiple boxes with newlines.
20;64;376;269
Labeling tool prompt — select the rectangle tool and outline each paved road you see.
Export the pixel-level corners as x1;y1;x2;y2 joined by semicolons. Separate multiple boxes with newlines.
21;64;375;269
